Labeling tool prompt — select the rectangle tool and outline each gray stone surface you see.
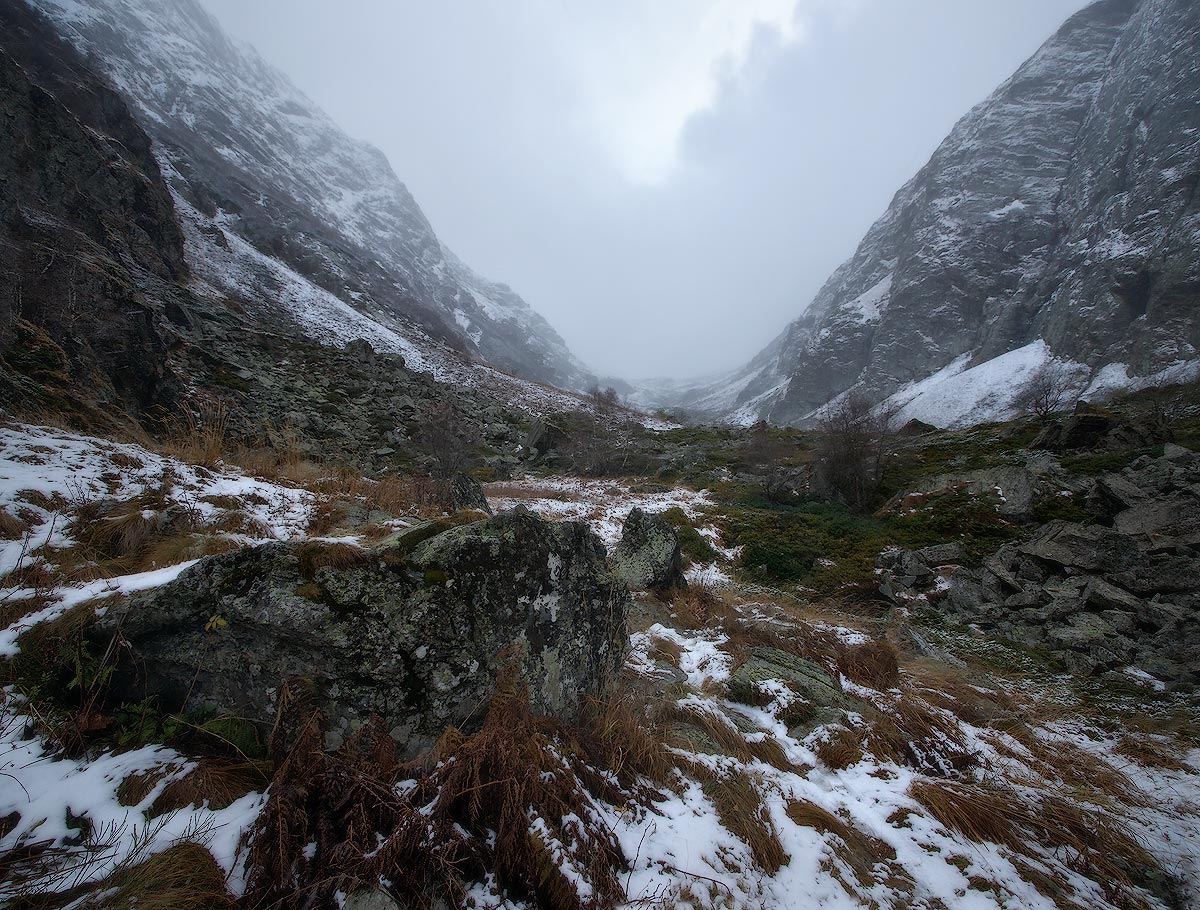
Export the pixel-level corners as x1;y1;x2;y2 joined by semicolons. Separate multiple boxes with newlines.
943;452;1200;686
611;508;685;592
101;510;630;754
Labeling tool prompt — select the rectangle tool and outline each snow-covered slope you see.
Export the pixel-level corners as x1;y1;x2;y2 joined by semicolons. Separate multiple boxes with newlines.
690;0;1200;427
30;0;594;394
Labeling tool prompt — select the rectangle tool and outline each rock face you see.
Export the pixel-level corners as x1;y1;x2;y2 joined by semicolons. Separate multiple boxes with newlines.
0;1;187;426
30;0;594;393
102;511;630;754
611;509;685;592
945;447;1200;686
682;0;1200;427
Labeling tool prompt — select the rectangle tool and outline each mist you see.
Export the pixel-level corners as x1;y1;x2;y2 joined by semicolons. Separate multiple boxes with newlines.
197;0;1088;381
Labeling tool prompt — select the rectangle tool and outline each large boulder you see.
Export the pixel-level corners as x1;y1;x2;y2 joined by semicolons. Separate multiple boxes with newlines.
611;508;685;592
100;510;629;754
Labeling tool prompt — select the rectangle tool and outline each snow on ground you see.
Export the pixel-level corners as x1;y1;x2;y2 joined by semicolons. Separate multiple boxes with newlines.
0;697;263;899
0;422;313;653
484;477;713;550
605;627;1200;910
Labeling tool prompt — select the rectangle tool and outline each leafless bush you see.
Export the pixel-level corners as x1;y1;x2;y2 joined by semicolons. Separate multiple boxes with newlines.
1014;362;1081;422
418;409;479;479
813;393;898;512
587;384;621;417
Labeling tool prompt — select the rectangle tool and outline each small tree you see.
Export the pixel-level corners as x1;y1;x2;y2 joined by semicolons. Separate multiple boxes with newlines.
1015;362;1081;422
418;409;479;479
586;385;621;417
814;393;898;513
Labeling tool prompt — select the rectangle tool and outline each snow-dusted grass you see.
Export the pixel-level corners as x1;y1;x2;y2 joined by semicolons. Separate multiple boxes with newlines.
0;696;263;900
0;421;313;655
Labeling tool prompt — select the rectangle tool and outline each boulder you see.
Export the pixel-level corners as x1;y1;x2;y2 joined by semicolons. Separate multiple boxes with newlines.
897;466;1039;517
446;472;492;514
100;510;629;754
611;508;685;592
1016;521;1139;573
727;647;859;734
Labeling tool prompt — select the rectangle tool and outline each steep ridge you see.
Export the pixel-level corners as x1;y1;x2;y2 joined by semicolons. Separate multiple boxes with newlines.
29;0;594;393
695;0;1199;427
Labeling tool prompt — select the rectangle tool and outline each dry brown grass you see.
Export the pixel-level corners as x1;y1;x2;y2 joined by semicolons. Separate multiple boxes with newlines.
697;768;788;873
0;509;30;541
836;639;899;690
1113;734;1194;773
663;700;794;773
910;777;1160;905
162;400;230;469
244;667;656;910
295;540;374;579
647;634;683;667
814;726;867;770
72;842;234;910
786;798;902;891
148;759;271;816
864;695;978;774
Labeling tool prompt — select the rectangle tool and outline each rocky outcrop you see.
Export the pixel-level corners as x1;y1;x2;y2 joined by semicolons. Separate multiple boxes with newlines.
694;0;1200;427
611;509;685;592
944;446;1200;686
102;511;630;754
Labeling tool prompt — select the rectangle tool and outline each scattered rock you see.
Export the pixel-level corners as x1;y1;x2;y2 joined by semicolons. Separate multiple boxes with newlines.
611;508;685;592
101;511;630;754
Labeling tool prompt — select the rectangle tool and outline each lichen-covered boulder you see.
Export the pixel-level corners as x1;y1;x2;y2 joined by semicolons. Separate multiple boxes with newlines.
611;508;685;592
100;510;629;754
446;472;492;513
727;647;861;735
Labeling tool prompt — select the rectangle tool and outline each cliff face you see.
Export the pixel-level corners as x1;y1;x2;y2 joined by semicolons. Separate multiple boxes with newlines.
719;0;1199;427
29;0;593;393
0;0;188;426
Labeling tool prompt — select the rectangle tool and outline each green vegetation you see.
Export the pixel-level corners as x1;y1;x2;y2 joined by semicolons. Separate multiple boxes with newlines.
717;485;1020;593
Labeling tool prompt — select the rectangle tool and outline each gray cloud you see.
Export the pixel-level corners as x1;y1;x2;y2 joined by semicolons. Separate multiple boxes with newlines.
198;0;1088;380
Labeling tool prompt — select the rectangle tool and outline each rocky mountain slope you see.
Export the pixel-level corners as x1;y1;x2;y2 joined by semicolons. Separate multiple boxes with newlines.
27;0;593;394
680;0;1199;427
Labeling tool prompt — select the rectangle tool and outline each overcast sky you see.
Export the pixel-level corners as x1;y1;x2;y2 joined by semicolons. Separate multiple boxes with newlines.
198;0;1087;381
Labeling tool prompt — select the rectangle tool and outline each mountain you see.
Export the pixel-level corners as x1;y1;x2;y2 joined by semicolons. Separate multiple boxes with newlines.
27;0;594;394
0;0;615;471
688;0;1200;428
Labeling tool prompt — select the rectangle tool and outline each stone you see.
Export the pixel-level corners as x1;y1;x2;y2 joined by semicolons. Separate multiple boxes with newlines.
100;511;630;755
913;543;965;567
727;647;858;735
446;472;492;514
611;508;685;592
901;467;1040;517
1017;521;1139;573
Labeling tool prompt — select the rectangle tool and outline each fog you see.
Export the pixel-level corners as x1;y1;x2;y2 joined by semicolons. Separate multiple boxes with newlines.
198;0;1088;381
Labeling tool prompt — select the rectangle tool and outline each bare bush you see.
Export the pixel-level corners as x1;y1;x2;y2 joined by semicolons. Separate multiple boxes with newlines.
1014;362;1081;421
587;384;621;417
418;409;479;479
813;393;898;513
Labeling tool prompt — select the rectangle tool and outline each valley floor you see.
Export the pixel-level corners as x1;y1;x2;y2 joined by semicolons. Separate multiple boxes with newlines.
1;419;1198;910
